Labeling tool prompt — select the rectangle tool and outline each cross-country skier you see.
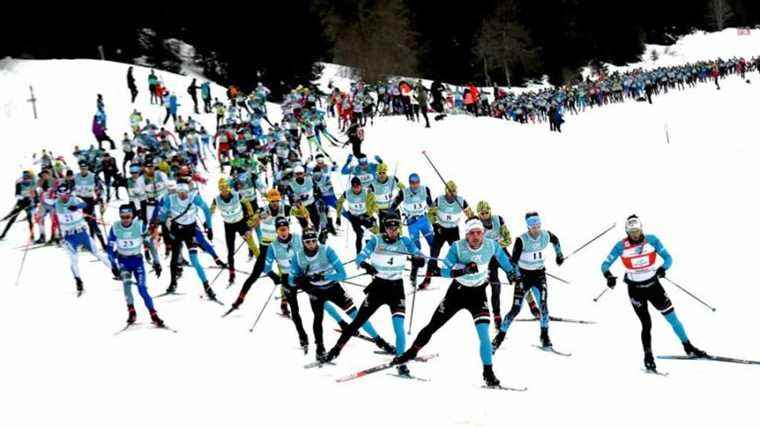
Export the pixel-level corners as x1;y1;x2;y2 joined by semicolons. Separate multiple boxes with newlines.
492;212;563;351
210;177;259;286
319;212;425;376
289;229;395;360
55;184;112;295
422;180;473;289
107;204;164;326
335;176;378;255
0;170;37;241
155;182;217;300
389;173;434;253
601;215;708;372
391;218;518;386
73;160;108;250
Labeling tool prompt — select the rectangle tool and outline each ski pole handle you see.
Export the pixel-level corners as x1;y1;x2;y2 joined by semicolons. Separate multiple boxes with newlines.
592;288;609;302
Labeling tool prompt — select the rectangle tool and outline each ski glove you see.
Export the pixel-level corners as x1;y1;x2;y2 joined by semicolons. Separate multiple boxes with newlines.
68;205;78;211
556;253;565;266
412;256;426;268
656;267;666;278
604;271;617;289
205;225;213;241
360;261;378;276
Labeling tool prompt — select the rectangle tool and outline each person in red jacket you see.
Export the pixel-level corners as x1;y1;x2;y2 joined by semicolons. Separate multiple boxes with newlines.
711;63;720;90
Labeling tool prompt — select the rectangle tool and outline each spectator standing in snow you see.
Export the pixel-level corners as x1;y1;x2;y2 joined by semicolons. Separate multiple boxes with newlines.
148;70;158;104
187;78;200;114
127;66;138;103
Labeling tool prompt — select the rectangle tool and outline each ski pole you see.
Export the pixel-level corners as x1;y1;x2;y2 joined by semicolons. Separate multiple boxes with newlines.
385;249;445;263
421;150;465;211
343;280;368;289
249;282;278;333
592;288;609;302
14;239;33;286
564;223;616;262
407;266;419;335
546;271;571;284
663;277;717;312
209;240;247;286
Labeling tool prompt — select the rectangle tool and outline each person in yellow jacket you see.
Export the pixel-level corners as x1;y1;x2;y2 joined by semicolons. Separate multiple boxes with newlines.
336;176;378;255
209;177;259;285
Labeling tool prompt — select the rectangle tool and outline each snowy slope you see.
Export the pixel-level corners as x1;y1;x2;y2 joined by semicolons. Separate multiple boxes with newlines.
2;35;760;427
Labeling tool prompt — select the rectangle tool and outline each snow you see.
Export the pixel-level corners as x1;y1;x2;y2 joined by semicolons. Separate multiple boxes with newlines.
2;30;760;427
609;27;760;73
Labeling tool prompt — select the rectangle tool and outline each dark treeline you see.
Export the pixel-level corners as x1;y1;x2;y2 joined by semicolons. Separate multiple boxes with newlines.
2;0;759;96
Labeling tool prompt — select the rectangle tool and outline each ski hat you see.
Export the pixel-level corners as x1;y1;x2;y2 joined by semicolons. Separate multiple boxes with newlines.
625;215;642;233
267;188;281;202
476;200;491;214
315;153;325;161
409;173;420;184
119;204;135;216
383;211;402;229
350;176;362;187
302;228;318;242
218;177;231;191
445;180;457;193
275;216;289;229
129;164;141;174
167;181;177;191
525;212;541;228
294;165;305;174
176;183;190;193
56;184;71;196
377;163;389;174
464;218;485;234
358;156;368;165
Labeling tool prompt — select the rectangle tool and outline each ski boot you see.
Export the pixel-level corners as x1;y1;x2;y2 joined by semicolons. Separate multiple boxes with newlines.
165;282;177;295
34;234;46;245
299;335;309;354
150;310;164;328
126;304;137;324
396;364;411;377
683;340;708;358
327;218;338;236
483;365;501;387
231;294;244;310
203;282;217;301
315;343;326;361
644;351;657;371
540;327;552;348
492;331;506;352
75;277;84;295
228;270;236;287
391;346;418;366
373;336;396;354
418;272;432;290
214;258;227;269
